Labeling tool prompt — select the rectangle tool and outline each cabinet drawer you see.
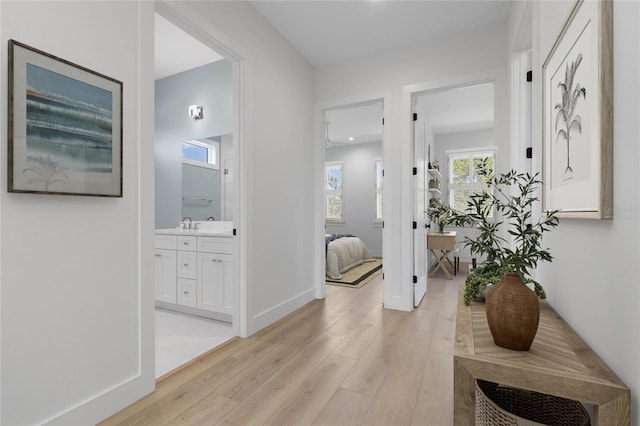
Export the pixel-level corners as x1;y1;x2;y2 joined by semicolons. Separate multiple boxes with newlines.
197;236;233;254
177;251;197;279
177;236;197;252
177;278;197;307
155;234;177;250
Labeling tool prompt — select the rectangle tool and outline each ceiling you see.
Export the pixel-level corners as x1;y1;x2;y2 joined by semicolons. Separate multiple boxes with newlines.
323;82;493;148
154;14;224;80
154;2;505;140
250;1;510;68
416;82;494;135
325;102;384;146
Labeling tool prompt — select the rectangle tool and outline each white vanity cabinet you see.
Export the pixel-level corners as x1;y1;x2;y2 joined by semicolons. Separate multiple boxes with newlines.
197;238;234;315
154;231;234;322
176;235;197;308
154;234;178;304
154;249;177;303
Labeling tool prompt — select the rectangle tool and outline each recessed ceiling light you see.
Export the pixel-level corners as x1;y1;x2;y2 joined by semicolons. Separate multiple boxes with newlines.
348;137;354;141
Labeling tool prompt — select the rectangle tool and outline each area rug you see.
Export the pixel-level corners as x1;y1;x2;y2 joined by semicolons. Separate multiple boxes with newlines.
326;258;383;288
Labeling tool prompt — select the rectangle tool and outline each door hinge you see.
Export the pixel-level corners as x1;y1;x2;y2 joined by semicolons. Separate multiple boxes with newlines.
412;167;417;175
413;275;418;284
412;112;418;121
233;229;237;236
526;147;533;158
382;221;384;228
413;221;417;230
526;70;532;82
382;273;385;280
382;117;385;125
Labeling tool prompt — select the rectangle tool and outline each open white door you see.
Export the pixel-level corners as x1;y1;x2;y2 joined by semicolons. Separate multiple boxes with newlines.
413;102;429;307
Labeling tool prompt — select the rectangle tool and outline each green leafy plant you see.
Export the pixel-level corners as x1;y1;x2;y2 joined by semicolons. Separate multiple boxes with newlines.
426;202;455;231
464;263;501;305
427;200;473;232
452;159;559;303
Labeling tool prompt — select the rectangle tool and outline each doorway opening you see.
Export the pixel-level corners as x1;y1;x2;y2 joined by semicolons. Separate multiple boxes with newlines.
153;8;244;379
318;98;386;300
411;80;496;305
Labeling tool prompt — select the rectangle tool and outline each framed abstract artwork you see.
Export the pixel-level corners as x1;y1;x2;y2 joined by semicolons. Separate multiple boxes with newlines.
542;0;613;219
8;40;123;197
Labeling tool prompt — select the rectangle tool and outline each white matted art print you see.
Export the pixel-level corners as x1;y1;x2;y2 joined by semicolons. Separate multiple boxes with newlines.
8;40;123;197
542;0;613;219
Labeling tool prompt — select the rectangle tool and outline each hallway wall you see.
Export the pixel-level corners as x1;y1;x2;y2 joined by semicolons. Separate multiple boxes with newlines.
532;1;640;422
0;1;155;424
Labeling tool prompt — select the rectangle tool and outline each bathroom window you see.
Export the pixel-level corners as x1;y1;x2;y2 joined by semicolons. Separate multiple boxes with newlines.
182;139;219;170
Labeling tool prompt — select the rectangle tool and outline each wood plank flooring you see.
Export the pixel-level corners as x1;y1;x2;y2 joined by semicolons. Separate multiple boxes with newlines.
101;270;466;426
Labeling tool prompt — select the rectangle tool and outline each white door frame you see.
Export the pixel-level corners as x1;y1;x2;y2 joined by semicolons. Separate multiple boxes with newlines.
401;68;507;309
155;1;252;337
313;91;392;300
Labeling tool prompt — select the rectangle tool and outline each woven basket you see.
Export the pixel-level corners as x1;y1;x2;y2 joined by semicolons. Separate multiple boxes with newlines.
475;380;590;426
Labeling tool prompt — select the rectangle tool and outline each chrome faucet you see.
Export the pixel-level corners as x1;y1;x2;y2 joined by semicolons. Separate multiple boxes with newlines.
182;217;192;230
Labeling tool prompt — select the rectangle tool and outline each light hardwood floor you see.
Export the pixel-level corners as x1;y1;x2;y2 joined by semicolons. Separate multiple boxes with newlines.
101;270;466;426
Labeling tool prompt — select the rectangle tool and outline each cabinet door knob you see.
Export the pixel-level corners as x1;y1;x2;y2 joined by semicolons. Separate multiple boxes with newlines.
184;263;188;267
184;291;189;294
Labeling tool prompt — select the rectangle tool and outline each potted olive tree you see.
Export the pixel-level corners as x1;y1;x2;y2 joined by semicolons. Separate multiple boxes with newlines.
453;159;559;351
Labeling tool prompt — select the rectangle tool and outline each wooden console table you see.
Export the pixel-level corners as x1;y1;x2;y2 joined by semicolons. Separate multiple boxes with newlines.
454;287;630;425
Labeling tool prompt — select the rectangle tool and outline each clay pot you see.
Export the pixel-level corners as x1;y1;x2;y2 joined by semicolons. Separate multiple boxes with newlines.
485;272;540;351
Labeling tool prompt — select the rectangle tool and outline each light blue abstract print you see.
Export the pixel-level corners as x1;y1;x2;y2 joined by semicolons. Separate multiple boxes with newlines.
25;63;113;190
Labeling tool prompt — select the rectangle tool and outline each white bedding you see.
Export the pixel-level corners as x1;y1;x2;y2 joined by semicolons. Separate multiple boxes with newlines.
326;235;375;279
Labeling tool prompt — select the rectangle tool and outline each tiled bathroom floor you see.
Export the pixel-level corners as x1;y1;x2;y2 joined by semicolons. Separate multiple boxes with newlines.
155;309;236;378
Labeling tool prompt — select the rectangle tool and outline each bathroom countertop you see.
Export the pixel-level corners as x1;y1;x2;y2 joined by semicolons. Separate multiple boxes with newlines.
155;228;233;237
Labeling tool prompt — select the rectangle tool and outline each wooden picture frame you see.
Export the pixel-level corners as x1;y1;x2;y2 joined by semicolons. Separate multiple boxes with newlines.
542;0;613;219
8;40;123;197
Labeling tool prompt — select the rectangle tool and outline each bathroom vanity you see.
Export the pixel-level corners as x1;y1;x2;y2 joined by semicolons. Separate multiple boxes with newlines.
154;222;234;323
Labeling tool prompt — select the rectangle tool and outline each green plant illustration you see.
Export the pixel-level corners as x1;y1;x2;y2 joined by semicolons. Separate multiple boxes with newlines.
23;154;69;191
555;53;586;180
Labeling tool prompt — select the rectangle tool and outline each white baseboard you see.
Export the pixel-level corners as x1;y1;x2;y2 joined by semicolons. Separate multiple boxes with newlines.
246;287;316;336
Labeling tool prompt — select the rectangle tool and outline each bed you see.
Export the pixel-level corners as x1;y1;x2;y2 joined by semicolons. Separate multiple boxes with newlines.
325;234;376;279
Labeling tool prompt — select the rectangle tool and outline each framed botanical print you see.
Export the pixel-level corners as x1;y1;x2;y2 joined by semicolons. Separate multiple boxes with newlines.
542;0;613;219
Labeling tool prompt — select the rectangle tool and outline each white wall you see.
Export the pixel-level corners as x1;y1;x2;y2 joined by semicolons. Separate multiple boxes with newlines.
316;24;508;310
325;141;383;257
179;1;316;335
0;1;155;425
531;1;640;422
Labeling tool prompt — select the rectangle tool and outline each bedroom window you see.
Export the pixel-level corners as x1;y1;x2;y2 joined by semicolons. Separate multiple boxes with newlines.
448;149;495;216
325;161;344;222
375;159;384;222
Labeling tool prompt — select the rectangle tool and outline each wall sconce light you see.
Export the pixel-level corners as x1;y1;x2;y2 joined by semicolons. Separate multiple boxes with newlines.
188;105;203;120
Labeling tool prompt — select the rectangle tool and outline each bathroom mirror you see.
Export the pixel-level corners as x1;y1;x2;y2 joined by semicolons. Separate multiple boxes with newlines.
181;134;233;221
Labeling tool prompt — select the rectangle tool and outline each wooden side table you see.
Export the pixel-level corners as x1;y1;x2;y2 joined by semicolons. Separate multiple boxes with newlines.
427;231;456;280
454;287;630;425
